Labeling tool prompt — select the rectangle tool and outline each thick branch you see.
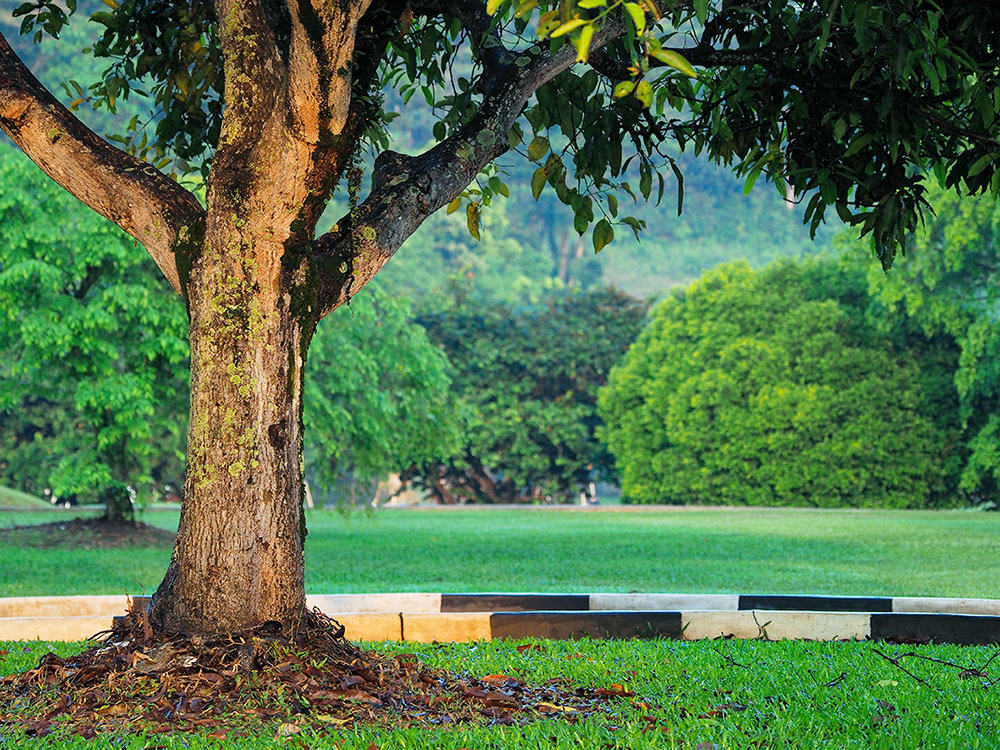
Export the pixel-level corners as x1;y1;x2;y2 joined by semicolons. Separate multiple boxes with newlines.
428;0;513;87
0;32;204;294
312;22;625;317
285;0;373;145
214;0;286;150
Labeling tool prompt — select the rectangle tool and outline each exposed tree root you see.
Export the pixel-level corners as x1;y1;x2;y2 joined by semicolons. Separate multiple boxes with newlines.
0;602;634;739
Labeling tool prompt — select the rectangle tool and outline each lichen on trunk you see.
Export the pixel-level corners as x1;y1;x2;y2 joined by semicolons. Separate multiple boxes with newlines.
150;210;318;635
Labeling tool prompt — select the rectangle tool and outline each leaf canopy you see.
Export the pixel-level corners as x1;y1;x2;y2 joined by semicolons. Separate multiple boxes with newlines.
13;0;1000;265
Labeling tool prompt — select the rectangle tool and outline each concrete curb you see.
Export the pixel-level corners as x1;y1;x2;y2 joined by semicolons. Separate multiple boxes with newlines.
3;593;999;645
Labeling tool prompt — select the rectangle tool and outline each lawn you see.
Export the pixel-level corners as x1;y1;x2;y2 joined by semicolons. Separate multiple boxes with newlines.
2;636;999;748
1;506;998;598
3;507;1000;748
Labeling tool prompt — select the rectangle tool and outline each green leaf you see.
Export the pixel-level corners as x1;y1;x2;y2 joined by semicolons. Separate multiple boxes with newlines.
639;165;653;199
635;80;653;108
551;18;585;37
508;122;524;148
578;0;606;7
694;0;708;24
624;2;645;34
613;80;636;99
486;0;504;15
621;215;644;239
968;154;994;178
447;197;462;214
593;219;614;252
531;167;548;200
648;48;697;78
514;0;538;17
575;23;595;63
527;135;550;161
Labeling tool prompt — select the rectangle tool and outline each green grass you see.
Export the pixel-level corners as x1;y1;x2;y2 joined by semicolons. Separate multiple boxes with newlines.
3;636;999;748
1;507;999;598
0;484;48;508
4;508;1000;747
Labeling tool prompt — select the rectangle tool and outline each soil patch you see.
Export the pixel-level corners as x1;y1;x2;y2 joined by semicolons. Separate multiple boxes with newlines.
0;518;175;549
0;606;637;739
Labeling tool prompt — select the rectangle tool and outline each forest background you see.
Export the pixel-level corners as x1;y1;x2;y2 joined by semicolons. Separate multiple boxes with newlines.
2;6;997;512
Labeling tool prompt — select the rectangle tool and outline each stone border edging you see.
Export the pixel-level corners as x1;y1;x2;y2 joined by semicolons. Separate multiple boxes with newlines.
3;593;1000;645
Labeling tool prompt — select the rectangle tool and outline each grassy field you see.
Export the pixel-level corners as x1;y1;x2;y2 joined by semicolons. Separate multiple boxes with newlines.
3;636;999;748
0;484;48;508
3;507;1000;747
1;506;999;598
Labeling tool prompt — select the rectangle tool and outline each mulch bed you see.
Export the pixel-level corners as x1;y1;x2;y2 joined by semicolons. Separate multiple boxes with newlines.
0;518;175;549
0;603;638;740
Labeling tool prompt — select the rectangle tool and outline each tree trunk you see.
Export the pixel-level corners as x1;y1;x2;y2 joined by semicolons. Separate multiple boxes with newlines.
149;215;316;635
102;483;134;524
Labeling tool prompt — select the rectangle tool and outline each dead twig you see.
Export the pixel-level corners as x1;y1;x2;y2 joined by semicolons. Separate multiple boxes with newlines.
871;648;935;689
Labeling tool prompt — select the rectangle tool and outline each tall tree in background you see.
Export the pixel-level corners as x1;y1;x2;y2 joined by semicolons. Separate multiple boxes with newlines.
0;144;189;521
2;1;999;636
413;286;646;503
598;259;963;508
305;284;460;502
860;188;1000;500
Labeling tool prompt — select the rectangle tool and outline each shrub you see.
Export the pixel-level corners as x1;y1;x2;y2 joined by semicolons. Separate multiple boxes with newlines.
598;259;963;508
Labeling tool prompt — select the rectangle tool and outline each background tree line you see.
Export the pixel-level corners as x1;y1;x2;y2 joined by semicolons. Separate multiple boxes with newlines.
6;135;1000;511
3;6;1000;511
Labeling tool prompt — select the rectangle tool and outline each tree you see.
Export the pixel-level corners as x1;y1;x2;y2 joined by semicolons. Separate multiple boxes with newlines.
0;143;189;521
3;0;999;635
411;285;646;503
857;187;1000;500
598;259;964;507
304;283;460;502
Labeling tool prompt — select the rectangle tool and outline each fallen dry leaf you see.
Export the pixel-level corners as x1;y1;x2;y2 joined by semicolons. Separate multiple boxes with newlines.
536;702;578;713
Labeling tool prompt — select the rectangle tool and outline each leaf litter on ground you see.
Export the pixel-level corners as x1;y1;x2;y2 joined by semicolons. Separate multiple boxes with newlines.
0;601;637;740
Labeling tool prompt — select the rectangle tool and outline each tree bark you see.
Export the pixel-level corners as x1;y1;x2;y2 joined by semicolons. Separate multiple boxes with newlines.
149;216;315;634
102;484;134;524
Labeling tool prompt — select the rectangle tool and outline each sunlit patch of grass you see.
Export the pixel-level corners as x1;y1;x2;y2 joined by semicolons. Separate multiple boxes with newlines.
2;507;999;598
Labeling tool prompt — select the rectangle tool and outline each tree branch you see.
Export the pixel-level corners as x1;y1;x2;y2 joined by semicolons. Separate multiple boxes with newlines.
0;32;204;295
284;0;374;145
214;0;287;150
413;0;514;90
312;21;626;318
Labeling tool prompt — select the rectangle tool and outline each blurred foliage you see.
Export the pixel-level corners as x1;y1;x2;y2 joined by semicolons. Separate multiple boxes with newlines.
409;285;647;503
0;143;189;519
598;258;966;508
858;187;1000;502
6;0;1000;512
0;145;458;509
304;285;461;504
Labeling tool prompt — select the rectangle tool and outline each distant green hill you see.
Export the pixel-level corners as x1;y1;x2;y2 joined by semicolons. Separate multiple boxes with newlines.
0;485;48;508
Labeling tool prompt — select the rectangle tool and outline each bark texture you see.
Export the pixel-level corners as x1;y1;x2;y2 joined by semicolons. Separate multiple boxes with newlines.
149;0;367;634
149;238;311;632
